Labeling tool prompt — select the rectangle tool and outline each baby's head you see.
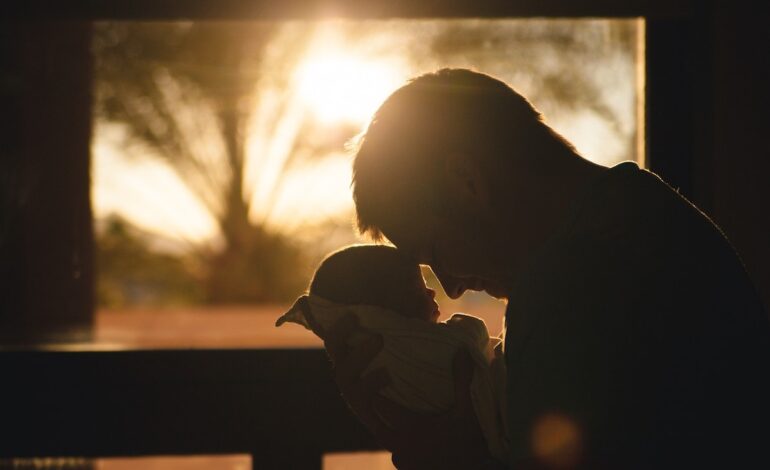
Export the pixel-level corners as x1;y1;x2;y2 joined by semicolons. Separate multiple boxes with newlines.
309;245;440;322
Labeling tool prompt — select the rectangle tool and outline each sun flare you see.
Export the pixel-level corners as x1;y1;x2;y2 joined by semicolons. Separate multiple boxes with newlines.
294;52;404;125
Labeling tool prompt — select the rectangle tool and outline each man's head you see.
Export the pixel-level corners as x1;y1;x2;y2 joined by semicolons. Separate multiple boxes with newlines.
309;245;440;322
352;68;585;299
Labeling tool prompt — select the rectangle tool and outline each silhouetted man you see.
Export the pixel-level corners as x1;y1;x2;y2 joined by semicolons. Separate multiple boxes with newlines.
326;69;770;469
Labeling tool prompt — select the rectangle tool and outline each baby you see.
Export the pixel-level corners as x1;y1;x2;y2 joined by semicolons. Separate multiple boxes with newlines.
307;243;441;323
276;244;508;462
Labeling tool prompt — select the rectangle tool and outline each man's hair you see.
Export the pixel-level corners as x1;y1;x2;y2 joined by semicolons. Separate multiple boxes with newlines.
309;244;419;313
351;68;576;241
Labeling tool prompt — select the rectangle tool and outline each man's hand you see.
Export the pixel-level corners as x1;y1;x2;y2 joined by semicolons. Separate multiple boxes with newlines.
374;349;497;469
320;314;500;469
314;313;394;436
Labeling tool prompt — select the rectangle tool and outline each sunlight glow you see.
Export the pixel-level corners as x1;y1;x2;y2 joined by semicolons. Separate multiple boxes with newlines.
267;154;354;231
92;126;219;247
93;19;643;246
294;52;404;124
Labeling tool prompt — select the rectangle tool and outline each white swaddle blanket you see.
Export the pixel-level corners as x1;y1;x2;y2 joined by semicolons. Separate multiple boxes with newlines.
276;294;509;463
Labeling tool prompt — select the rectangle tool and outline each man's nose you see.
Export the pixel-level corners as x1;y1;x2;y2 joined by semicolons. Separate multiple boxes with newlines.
426;288;436;299
436;273;466;299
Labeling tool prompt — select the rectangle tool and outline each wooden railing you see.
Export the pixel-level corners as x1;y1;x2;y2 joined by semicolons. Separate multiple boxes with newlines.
0;349;380;469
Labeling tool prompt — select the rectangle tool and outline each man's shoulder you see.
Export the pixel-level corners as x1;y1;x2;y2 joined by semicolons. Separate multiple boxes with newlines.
558;162;747;277
571;163;690;238
506;160;766;345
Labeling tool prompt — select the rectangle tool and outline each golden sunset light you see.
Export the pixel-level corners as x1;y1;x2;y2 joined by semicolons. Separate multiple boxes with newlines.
92;19;644;254
92;24;415;245
91;126;220;245
294;52;405;124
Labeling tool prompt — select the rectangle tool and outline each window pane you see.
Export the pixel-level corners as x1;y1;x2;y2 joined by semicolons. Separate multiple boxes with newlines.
90;19;644;349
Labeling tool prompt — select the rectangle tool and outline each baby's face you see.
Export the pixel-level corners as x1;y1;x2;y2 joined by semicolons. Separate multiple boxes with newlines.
400;272;441;322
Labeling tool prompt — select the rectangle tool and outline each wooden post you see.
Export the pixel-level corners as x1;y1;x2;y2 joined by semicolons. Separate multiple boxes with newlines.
0;21;94;343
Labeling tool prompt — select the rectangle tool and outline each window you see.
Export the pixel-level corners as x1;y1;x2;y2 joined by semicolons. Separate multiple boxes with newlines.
90;18;644;349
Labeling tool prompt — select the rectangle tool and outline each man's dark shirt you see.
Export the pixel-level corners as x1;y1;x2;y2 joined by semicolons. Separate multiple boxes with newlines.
504;162;770;468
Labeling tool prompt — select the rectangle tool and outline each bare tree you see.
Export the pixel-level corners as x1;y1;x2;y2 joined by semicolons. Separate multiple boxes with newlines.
93;21;339;302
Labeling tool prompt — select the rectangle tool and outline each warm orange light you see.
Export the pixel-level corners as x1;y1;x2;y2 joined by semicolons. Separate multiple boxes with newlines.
294;52;403;125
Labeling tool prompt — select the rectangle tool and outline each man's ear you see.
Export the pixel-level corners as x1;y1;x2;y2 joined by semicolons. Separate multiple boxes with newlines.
443;153;491;209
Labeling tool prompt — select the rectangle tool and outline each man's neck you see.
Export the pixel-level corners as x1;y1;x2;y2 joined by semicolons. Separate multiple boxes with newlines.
495;152;607;280
541;152;607;225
